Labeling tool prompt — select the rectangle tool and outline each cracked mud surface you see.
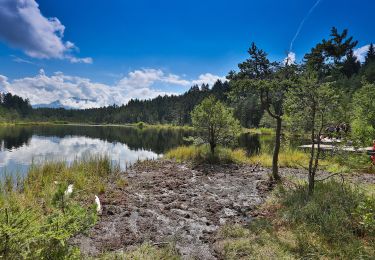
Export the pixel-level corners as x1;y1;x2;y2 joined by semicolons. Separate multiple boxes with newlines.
73;160;375;259
73;160;272;259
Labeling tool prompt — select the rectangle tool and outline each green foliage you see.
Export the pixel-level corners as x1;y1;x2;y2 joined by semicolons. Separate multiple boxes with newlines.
0;196;96;259
166;145;249;164
191;96;241;154
216;181;375;259
353;197;375;235
0;92;32;119
351;83;375;145
0;156;117;259
285;76;340;133
279;181;374;257
304;27;358;77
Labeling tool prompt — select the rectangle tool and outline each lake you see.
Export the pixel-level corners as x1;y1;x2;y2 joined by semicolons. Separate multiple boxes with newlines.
0;125;277;175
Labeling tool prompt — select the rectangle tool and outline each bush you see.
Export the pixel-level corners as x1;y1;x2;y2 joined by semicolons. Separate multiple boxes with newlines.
0;156;118;259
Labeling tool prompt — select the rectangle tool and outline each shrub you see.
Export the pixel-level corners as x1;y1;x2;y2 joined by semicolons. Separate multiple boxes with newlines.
0;156;118;259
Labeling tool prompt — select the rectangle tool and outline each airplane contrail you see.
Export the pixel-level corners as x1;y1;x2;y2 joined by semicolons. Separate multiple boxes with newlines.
289;0;324;52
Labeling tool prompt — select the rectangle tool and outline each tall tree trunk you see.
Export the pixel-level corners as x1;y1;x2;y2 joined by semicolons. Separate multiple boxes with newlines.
272;117;282;181
308;107;316;196
210;142;215;156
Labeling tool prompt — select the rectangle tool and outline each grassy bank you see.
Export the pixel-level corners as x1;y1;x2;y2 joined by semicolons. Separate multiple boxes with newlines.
166;145;375;174
0;156;123;259
216;180;375;259
166;145;320;167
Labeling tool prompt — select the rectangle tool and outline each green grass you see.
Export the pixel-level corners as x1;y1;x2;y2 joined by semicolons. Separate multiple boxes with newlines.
97;243;180;260
245;127;275;135
0;156;122;259
165;145;250;164
216;180;375;259
166;144;374;176
166;145;316;168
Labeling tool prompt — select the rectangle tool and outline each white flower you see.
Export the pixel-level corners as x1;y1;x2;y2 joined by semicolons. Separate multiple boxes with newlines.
95;195;102;215
64;184;74;196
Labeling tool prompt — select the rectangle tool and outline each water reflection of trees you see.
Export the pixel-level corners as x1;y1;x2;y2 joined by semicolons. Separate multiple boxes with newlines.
0;125;271;154
0;125;194;154
0;127;32;150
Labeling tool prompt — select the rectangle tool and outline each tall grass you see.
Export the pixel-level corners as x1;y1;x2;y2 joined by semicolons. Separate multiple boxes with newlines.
216;181;375;259
166;144;370;175
0;156;120;259
165;145;251;164
166;145;314;168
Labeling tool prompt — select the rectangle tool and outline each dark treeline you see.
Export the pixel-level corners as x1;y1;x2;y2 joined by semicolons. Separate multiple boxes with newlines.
28;81;235;125
0;92;32;121
0;78;269;127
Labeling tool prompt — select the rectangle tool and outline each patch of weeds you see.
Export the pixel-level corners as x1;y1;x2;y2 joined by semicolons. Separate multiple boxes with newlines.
97;243;180;260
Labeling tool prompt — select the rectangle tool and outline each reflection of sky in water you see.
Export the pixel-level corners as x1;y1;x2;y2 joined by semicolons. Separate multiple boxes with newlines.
0;135;160;175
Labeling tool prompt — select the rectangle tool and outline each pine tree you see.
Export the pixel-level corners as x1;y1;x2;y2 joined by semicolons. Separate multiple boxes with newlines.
365;43;375;64
342;49;361;78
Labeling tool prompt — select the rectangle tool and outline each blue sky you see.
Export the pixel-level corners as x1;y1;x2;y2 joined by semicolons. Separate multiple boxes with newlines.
0;0;373;108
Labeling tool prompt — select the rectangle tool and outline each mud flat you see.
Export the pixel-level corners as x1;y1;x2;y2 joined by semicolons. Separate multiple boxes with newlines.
73;160;275;259
73;160;375;259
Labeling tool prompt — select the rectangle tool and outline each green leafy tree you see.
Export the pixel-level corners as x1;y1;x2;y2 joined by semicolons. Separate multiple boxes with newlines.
285;74;339;195
229;43;297;181
191;96;241;155
351;83;375;146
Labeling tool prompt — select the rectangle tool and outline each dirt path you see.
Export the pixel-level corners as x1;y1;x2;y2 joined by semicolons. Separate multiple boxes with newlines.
73;160;272;259
73;160;375;259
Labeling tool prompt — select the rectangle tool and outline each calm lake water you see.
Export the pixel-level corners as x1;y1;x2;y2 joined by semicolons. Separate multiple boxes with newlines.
0;125;278;175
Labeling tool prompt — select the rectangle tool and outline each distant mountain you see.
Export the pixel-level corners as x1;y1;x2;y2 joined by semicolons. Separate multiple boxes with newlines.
33;100;69;109
33;98;98;109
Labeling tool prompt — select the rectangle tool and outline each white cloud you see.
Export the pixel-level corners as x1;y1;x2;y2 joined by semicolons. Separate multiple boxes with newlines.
0;0;92;63
191;73;226;86
284;52;296;65
354;45;370;63
0;136;160;170
0;69;225;109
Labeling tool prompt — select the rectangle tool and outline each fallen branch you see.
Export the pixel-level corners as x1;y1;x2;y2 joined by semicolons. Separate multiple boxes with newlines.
316;172;343;182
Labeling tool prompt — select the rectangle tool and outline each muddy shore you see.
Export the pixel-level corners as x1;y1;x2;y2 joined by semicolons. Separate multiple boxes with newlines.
72;160;375;259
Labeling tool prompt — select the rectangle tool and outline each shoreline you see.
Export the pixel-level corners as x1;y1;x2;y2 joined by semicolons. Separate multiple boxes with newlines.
0;121;274;134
